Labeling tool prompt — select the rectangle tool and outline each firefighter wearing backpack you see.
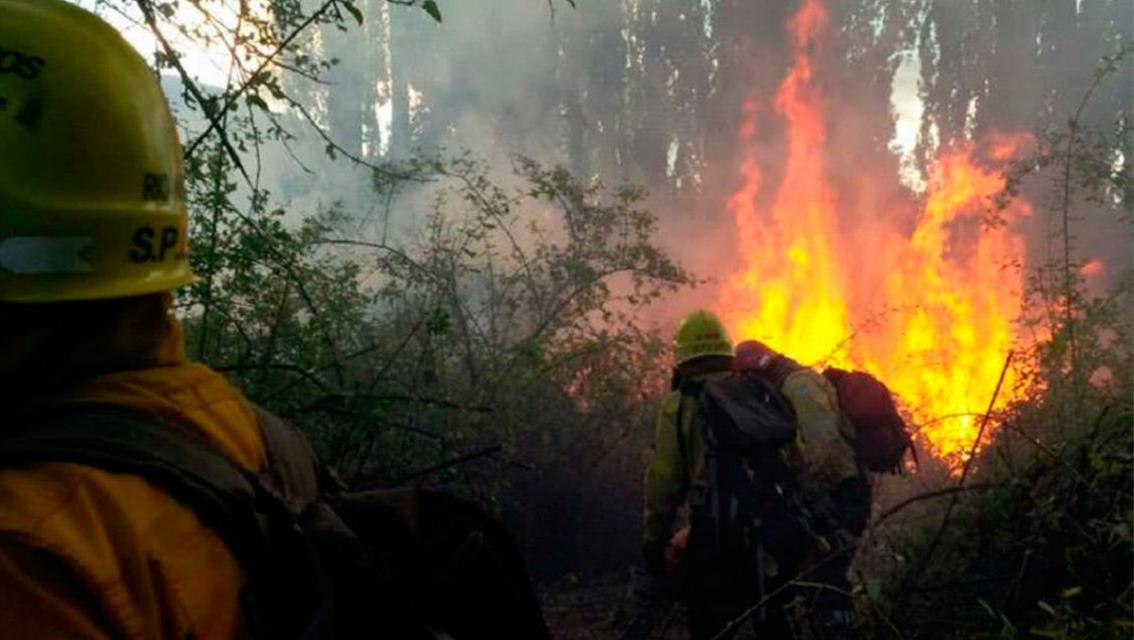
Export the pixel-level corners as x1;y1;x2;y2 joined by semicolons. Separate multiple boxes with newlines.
641;310;737;639
735;339;875;639
642;311;868;639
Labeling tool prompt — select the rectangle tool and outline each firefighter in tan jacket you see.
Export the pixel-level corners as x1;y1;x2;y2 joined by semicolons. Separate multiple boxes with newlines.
736;339;871;639
642;311;866;639
0;2;268;637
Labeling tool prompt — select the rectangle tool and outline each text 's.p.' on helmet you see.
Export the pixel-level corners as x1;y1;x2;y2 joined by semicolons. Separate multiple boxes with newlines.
0;0;196;303
673;309;733;365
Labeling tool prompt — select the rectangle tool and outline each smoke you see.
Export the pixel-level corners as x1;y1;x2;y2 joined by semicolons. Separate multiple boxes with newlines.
74;0;1132;285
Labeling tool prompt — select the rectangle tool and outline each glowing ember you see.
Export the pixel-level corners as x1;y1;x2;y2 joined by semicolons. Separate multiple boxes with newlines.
718;0;1032;468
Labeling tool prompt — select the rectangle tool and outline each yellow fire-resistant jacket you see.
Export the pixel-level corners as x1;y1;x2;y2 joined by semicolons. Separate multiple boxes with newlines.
642;362;859;550
642;367;731;550
0;299;266;639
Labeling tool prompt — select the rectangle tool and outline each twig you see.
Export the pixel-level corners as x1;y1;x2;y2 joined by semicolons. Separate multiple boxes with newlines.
279;93;420;179
908;412;987;435
363;445;504;489
261;341;392;403
856;568;907;640
135;0;251;186
792;581;855;597
183;0;344;160
1004;549;1032;609
872;483;998;527
491;453;537;471
1058;63;1110;399
710;541;857;639
899;350;1014;605
1001;422;1094;487
213;361;331;392
1054;44;1133;427
317;239;437;282
299;392;493;415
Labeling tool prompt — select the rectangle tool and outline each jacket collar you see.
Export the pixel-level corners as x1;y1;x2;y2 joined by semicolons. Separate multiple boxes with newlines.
0;294;186;418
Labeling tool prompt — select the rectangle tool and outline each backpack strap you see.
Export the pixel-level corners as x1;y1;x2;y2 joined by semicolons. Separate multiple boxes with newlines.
252;405;322;515
0;404;267;558
675;380;705;470
0;403;332;639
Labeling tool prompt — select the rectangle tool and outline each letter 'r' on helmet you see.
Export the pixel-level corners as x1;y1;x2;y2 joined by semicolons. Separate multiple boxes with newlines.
0;0;197;303
674;309;733;365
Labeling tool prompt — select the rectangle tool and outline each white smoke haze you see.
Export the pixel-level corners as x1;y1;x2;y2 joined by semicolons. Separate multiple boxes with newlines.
71;0;1132;335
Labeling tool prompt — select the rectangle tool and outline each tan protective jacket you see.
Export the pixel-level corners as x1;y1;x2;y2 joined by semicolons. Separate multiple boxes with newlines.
0;298;265;639
780;368;859;488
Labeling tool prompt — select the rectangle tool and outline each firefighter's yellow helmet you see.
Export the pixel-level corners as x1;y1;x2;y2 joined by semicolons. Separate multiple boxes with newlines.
674;309;733;365
0;0;196;303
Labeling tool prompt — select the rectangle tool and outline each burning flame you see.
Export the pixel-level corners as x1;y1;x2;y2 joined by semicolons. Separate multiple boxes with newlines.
718;0;1032;467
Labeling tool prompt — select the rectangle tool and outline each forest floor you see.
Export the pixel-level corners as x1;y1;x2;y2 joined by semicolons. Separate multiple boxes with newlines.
542;574;627;639
540;573;759;640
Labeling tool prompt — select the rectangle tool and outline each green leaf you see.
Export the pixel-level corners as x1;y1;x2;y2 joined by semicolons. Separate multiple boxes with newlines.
422;0;442;22
246;94;269;111
342;1;364;25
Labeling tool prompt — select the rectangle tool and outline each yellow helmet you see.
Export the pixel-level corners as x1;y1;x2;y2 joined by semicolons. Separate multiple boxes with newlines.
674;309;733;365
0;0;196;303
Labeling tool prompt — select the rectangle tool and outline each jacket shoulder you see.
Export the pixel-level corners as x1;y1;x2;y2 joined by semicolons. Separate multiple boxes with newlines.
782;368;838;403
0;364;262;639
0;461;247;639
60;363;268;472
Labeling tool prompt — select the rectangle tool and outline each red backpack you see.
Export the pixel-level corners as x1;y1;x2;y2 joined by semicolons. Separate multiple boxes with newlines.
822;368;916;474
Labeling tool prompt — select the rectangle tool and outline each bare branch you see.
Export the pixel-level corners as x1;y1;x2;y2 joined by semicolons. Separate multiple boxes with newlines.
359;445;505;490
872;483;998;527
183;0;344;159
135;0;252;186
899;350;1015;602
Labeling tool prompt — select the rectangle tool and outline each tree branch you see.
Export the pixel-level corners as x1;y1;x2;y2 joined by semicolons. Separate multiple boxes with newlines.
899;350;1014;602
135;0;251;186
359;445;504;489
183;0;344;160
872;483;998;527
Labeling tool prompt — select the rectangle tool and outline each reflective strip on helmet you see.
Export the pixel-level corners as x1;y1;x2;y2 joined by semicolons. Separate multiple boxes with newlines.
0;236;93;274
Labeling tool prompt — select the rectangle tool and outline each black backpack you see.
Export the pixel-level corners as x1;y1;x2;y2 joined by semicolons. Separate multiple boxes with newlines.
0;404;549;640
821;368;916;474
681;373;812;574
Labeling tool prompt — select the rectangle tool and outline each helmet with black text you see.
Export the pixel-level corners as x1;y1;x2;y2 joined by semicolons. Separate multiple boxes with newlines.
0;0;196;302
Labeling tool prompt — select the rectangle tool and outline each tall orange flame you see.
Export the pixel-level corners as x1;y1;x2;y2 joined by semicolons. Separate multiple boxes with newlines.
718;0;1032;467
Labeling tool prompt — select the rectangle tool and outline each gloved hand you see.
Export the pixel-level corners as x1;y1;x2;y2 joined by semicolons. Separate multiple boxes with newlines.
663;527;690;579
